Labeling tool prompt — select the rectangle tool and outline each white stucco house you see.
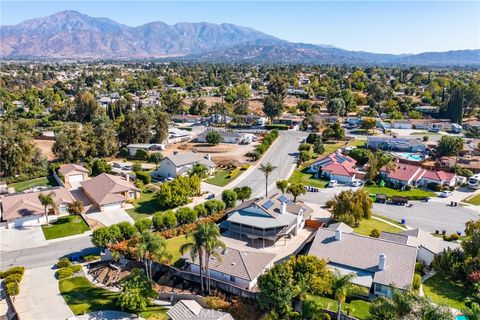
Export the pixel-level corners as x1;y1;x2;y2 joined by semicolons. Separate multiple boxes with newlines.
155;152;216;178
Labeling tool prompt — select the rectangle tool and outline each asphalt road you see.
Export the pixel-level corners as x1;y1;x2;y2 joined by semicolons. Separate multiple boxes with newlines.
235;130;307;197
0;236;95;270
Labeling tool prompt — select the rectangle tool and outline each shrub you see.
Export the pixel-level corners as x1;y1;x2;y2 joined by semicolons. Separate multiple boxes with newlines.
83;255;101;262
135;179;144;191
194;204;208;217
204;199;226;215
412;274;422;291
0;266;25;278
175;207;198;225
265;124;288;130
365;180;376;186
56;257;71;268
222;189;238;208
116;221;138;240
118;148;129;157
135;171;151;185
56;265;82;280
135;149;149;160
241;164;250;170
443;233;460;241
415;262;424;274
153;210;177;231
427;182;439;190
256;144;267;155
423;135;429;142
4;273;23;285
369;229;381;238
135;218;152;233
404;185;412;191
229;167;240;178
6;282;19;296
204;296;230;310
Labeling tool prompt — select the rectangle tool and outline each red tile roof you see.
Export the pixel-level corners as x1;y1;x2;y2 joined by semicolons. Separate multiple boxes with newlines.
422;170;456;182
380;163;425;182
312;152;356;177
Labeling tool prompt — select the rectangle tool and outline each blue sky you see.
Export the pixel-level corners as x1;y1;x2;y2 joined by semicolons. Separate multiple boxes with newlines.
1;1;479;54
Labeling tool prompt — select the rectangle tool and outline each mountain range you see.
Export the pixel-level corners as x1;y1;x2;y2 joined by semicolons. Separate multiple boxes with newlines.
1;10;479;65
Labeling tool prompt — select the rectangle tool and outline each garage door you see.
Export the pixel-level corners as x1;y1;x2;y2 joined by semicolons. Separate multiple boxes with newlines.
14;215;45;228
103;202;122;211
69;174;84;183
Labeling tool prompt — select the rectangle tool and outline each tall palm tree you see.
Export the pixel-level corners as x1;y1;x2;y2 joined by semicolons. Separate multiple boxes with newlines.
136;230;171;281
38;192;56;226
259;162;277;199
203;223;226;294
188;163;209;179
331;271;367;320
180;226;207;292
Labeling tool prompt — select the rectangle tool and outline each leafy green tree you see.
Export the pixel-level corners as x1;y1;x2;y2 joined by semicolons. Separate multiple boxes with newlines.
119;268;157;312
38;191;55;226
306;133;325;154
67;200;84;215
194;204;208;217
91;158;112;176
233;186;252;202
287;183;306;202
443;85;464;124
134;219;152;233
175;207;198;225
327;98;346;116
267;76;288;98
161;89;184;114
436;135;464;157
117;221;138;240
205;130;222;145
260;162;277;199
331;271;367;320
153;210;177;231
53;123;87;163
302;300;331;320
153;111;169;143
276;180;288;194
263;94;285;123
135;230;171;281
325;189;373;227
189;98;207;115
74;91;100;123
135;149;149;160
118;109;154;144
360;117;377;134
222;189;238;208
149;152;163;169
462;302;480;320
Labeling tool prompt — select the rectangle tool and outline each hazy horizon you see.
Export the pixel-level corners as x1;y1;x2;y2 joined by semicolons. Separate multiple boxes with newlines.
1;1;479;55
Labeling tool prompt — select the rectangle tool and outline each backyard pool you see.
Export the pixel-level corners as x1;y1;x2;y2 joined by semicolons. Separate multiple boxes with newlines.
390;152;428;162
456;316;467;320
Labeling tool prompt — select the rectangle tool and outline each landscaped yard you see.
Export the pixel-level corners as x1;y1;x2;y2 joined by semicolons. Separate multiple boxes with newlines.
423;274;469;310
59;276;168;319
9;176;58;192
308;295;371;320
464;193;480;206
288;167;329;189
205;166;248;187
126;191;159;220
353;216;405;236
41;215;90;240
165;236;191;264
363;185;436;200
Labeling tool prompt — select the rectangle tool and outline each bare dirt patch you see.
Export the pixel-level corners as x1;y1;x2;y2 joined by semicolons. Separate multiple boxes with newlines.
34;139;55;160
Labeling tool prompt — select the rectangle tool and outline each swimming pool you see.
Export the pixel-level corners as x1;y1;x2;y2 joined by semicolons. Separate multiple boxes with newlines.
390;152;427;162
456;315;467;320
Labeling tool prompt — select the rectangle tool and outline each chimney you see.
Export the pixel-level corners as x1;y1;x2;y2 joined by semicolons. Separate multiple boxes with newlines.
378;254;386;271
205;154;211;160
173;151;178;155
280;201;286;214
335;229;342;241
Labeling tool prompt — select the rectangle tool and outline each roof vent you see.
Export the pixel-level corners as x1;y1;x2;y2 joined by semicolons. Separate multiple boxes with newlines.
335;229;342;241
231;262;236;266
379;254;386;271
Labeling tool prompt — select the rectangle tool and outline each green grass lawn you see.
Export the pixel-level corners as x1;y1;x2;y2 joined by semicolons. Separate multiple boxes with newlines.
204;167;246;187
42;215;90;240
59;276;168;318
9;176;58;192
353;217;405;236
373;215;407;229
165;236;192;264
423;274;469;310
464;193;480;206
308;295;371;320
288;167;329;189
363;185;436;200
323;141;347;154
126;192;159;220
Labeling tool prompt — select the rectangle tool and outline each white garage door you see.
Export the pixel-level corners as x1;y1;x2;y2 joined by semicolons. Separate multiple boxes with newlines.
13;215;45;228
69;174;84;183
103;202;122;211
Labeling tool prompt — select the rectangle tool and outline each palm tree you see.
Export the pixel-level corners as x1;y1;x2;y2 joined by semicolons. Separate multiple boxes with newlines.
38;192;56;226
188;163;209;179
203;223;226;294
331;271;367;320
136;230;171;281
180;227;207;293
259;162;277;199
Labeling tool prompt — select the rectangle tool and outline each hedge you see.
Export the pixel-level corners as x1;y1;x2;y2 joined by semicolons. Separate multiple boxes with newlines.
83;255;101;262
55;265;82;280
136;171;151;184
6;282;19;296
265;124;289;130
229;167;240;178
56;257;71;268
0;266;25;278
4;273;23;285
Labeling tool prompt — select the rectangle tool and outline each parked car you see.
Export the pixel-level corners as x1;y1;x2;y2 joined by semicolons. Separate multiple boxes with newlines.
376;193;388;203
351;180;363;187
123;165;132;171
113;162;122;168
391;196;408;205
205;193;215;200
440;190;453;198
328;180;338;188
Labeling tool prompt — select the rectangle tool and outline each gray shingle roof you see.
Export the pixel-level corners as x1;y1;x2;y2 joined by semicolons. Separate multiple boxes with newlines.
398;228;460;254
309;228;417;289
327;222;354;233
165;152;216;168
167;300;234;320
185;247;275;281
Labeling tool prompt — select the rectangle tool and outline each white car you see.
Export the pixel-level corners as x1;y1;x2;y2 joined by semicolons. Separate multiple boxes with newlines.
440;191;453;198
328;180;338;188
351;180;363;187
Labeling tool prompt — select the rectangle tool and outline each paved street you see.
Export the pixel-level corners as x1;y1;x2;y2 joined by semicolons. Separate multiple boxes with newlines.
234;130;307;197
0;236;94;270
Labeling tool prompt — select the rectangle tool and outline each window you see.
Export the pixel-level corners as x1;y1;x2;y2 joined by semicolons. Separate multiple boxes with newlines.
230;275;235;282
129;192;135;198
375;283;389;295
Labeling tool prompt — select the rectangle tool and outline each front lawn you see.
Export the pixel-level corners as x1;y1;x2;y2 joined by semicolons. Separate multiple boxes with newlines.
288;167;329;189
165;236;191;264
59;276;168;318
126;192;159;220
9;176;58;192
464;193;480;206
205;166;247;187
308;295;371;320
353;217;405;236
42;215;90;240
363;185;435;200
423;274;469;310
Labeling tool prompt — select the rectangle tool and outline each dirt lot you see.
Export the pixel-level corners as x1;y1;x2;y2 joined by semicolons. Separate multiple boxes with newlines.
34;139;55;160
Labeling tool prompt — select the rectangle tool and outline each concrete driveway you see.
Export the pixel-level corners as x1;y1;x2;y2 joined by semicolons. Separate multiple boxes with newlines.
86;209;134;227
15;266;74;320
73;311;144;320
0;226;47;252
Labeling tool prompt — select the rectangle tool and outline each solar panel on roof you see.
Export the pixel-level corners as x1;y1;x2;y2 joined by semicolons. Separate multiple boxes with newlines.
278;195;293;204
262;199;275;209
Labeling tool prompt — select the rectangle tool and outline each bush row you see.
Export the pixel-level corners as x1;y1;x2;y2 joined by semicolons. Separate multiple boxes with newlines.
56;265;82;280
1;266;25;296
249;129;279;160
265;124;289;130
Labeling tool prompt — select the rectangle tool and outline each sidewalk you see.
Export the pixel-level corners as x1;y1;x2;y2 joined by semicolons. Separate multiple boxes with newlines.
15;266;74;320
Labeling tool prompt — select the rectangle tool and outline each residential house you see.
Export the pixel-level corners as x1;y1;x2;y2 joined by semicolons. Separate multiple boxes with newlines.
367;137;426;153
57;163;90;189
222;194;313;247
391;120;412;129
0;181;7;194
411;119;451;131
308;152;357;184
183;247;275;291
379;229;460;265
0;187;75;228
197;129;250;144
80;173;140;212
287;88;308;97
414;105;439;115
327;222;354;233
462;119;480;130
155;152;216;179
171;115;202;124
238;115;267;126
308;228;417;297
379;163;457;188
167;300;234;320
126;144;165;157
273;114;303;127
204;114;232;124
167;127;192;144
